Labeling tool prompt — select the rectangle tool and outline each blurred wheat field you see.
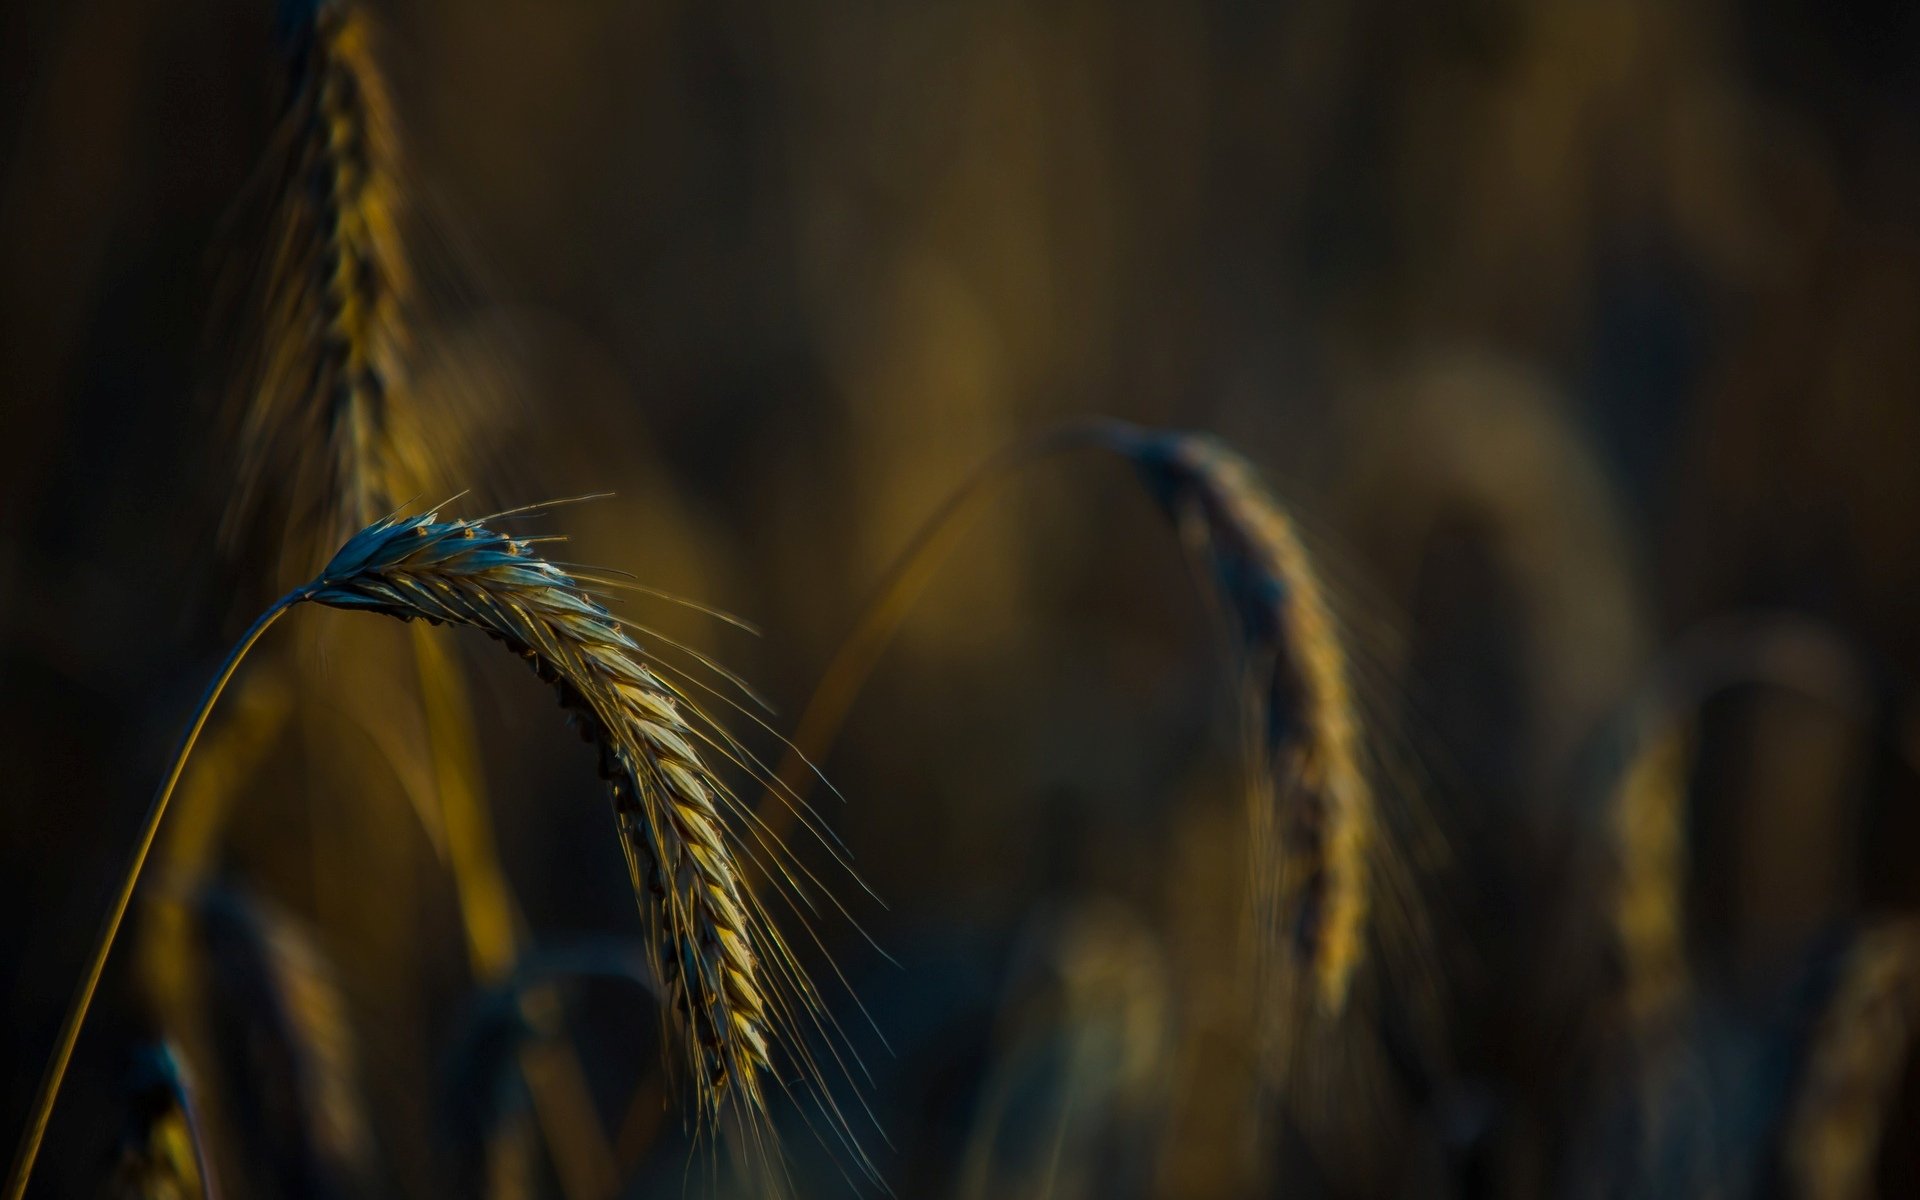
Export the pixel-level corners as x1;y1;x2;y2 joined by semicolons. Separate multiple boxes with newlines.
4;1;1920;1197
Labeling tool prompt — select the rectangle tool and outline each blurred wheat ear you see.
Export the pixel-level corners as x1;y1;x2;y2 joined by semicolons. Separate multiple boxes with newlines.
227;0;432;572
192;887;371;1197
443;939;670;1195
1105;425;1374;1025
1785;918;1920;1200
1604;617;1881;1044
1609;723;1692;1036
779;420;1378;1024
6;506;873;1200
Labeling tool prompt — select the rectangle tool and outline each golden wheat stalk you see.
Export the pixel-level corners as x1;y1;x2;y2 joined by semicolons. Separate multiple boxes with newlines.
9;506;869;1199
1785;919;1920;1200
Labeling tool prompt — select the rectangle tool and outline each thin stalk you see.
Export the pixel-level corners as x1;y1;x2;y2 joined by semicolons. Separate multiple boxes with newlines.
6;592;301;1200
755;419;1121;858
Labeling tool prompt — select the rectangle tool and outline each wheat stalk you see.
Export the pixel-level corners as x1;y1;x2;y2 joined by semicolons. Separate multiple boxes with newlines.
9;506;869;1198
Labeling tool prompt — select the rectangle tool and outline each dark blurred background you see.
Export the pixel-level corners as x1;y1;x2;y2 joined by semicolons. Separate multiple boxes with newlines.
4;1;1920;1196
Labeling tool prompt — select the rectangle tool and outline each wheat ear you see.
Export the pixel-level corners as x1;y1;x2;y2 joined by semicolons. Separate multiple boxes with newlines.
1609;724;1692;1033
300;510;785;1116
11;507;863;1199
1605;617;1884;1047
1101;426;1373;1018
1785;919;1920;1200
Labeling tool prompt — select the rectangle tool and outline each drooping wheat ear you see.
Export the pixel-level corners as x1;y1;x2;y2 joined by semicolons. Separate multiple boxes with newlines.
8;507;869;1200
193;888;370;1195
110;1044;216;1200
1106;426;1371;1020
229;0;432;574
1784;919;1920;1200
302;510;783;1122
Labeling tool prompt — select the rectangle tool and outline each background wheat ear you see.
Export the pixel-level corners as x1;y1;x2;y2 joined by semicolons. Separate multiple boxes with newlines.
1785;918;1920;1200
956;899;1172;1200
759;417;1408;1189
1097;425;1374;1026
190;886;372;1198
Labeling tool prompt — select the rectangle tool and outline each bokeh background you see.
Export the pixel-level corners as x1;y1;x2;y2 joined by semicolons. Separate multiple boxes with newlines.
4;1;1920;1196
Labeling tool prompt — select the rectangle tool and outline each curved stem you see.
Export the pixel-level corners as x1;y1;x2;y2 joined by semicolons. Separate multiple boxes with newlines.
5;592;301;1200
755;418;1131;854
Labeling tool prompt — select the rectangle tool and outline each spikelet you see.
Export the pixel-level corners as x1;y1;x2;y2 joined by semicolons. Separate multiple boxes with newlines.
1106;426;1371;1022
1784;919;1920;1200
109;1045;215;1200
